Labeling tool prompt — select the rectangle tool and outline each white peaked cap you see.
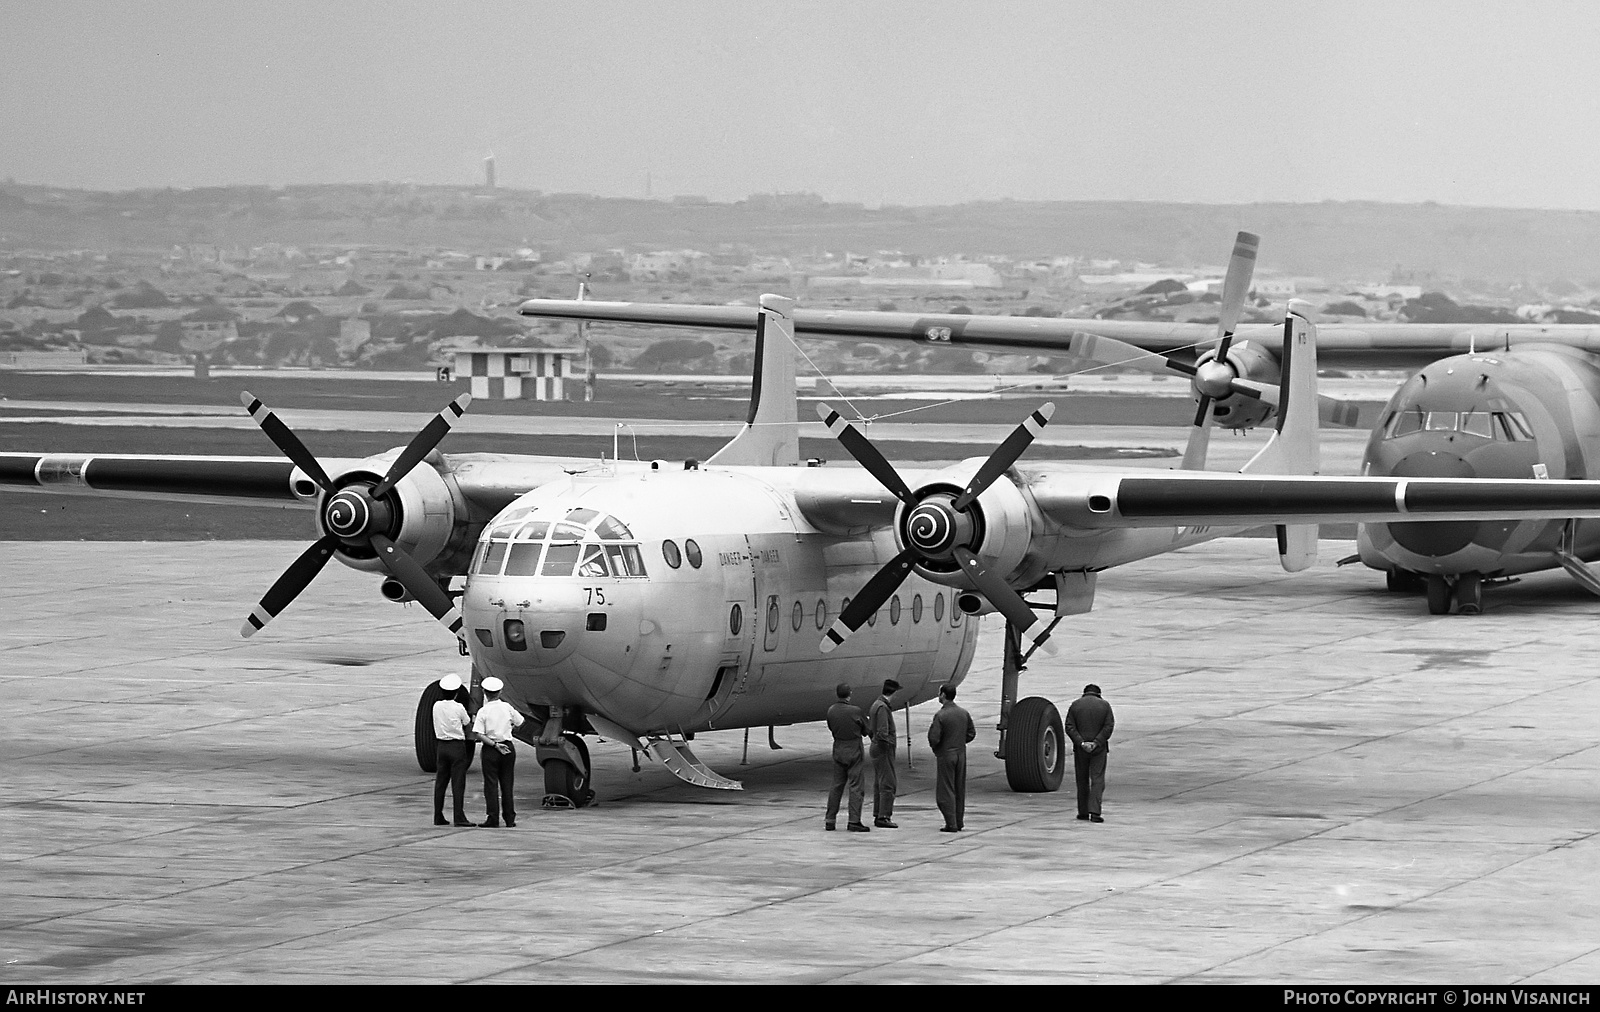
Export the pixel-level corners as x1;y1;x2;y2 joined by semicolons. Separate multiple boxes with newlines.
438;674;462;692
481;676;504;692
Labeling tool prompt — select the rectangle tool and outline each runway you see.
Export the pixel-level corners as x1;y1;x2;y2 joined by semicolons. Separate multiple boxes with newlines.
3;539;1599;984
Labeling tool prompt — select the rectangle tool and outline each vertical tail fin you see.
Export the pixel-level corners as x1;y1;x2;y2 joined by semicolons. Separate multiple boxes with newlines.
707;294;800;466
1242;299;1320;571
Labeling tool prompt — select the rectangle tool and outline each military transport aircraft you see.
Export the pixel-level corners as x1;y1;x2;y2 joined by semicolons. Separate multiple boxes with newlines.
523;251;1600;618
11;237;1600;809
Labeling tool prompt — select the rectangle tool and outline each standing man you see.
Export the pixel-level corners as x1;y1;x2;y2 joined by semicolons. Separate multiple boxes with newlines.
472;676;524;828
432;674;475;827
1066;683;1115;824
868;678;901;829
824;682;871;832
927;683;976;833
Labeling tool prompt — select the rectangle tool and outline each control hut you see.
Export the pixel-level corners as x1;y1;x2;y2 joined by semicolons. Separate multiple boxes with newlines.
454;347;583;400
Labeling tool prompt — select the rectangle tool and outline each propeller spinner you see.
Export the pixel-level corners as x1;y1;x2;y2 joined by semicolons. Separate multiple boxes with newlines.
816;402;1055;654
237;390;472;641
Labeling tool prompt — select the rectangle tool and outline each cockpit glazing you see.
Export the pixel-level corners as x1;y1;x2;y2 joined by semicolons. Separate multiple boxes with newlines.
1381;409;1534;442
472;506;648;579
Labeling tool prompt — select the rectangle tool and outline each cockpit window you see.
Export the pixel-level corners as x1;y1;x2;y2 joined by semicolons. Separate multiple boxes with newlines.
473;506;648;578
503;543;543;577
541;543;581;576
1383;408;1534;442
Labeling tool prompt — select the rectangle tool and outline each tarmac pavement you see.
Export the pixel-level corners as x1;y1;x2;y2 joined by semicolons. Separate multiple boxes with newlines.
2;539;1598;984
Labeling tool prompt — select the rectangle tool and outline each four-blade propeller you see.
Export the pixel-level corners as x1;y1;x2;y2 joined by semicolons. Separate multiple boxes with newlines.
816;402;1055;654
238;390;472;641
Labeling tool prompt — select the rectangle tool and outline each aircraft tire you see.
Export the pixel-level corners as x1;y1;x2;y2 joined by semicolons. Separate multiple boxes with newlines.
1426;575;1452;615
1456;572;1483;615
414;680;476;774
543;733;595;807
1004;696;1066;793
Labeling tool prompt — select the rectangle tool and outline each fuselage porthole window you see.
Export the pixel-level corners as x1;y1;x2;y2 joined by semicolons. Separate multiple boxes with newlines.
815;598;826;629
912;593;923;623
933;592;945;623
889;595;901;625
791;600;803;632
685;539;702;568
767;598;780;633
729;603;743;636
662;539;682;569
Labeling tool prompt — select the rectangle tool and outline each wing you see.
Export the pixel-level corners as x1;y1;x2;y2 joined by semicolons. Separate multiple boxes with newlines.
1029;470;1600;529
520;298;1600;366
0;452;307;507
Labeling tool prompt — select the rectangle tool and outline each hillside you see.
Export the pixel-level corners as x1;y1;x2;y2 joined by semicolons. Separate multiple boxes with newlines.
5;184;1600;285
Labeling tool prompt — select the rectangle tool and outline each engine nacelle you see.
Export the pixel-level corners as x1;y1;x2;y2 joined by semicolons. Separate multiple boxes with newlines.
294;455;465;575
900;461;1035;590
1195;339;1279;430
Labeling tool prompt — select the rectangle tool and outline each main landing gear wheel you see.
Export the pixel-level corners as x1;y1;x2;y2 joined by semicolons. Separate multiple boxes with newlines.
1455;572;1483;615
543;733;595;808
413;680;475;774
1005;697;1066;793
1425;574;1452;615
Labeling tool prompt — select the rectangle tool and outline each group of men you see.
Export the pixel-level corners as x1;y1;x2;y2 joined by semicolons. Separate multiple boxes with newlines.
430;673;524;828
430;671;1116;831
825;679;1116;832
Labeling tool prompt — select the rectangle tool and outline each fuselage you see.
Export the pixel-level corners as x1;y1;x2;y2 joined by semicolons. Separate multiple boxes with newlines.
461;465;982;735
1358;344;1600;576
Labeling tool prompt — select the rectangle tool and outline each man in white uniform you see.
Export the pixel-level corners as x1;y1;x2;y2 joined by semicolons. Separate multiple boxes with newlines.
432;674;475;827
472;676;525;828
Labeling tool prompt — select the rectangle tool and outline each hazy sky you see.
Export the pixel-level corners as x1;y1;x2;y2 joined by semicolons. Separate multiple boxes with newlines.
5;1;1600;209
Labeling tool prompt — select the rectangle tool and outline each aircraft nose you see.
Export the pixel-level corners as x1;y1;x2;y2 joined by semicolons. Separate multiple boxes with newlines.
1388;450;1479;557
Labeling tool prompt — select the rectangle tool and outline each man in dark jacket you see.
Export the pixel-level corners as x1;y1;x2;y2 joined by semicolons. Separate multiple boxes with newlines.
824;683;871;832
927;683;976;832
868;678;901;829
1066;683;1114;823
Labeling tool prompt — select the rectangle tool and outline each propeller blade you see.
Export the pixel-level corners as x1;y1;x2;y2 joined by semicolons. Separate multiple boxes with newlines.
371;393;472;500
952;402;1055;511
1191;394;1214;427
815;403;913;504
240;390;332;491
819;549;917;654
370;533;465;639
951;546;1039;634
241;534;340;638
1181;411;1215;471
1215;231;1259;348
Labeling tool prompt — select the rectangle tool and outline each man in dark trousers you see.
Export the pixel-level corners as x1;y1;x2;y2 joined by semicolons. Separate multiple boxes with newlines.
431;674;475;827
824;682;871;832
927;683;976;832
868;678;901;829
1066;683;1115;823
471;676;524;828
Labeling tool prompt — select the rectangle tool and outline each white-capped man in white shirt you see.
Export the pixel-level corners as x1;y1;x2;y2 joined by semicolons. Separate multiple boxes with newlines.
471;676;525;828
431;674;475;827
